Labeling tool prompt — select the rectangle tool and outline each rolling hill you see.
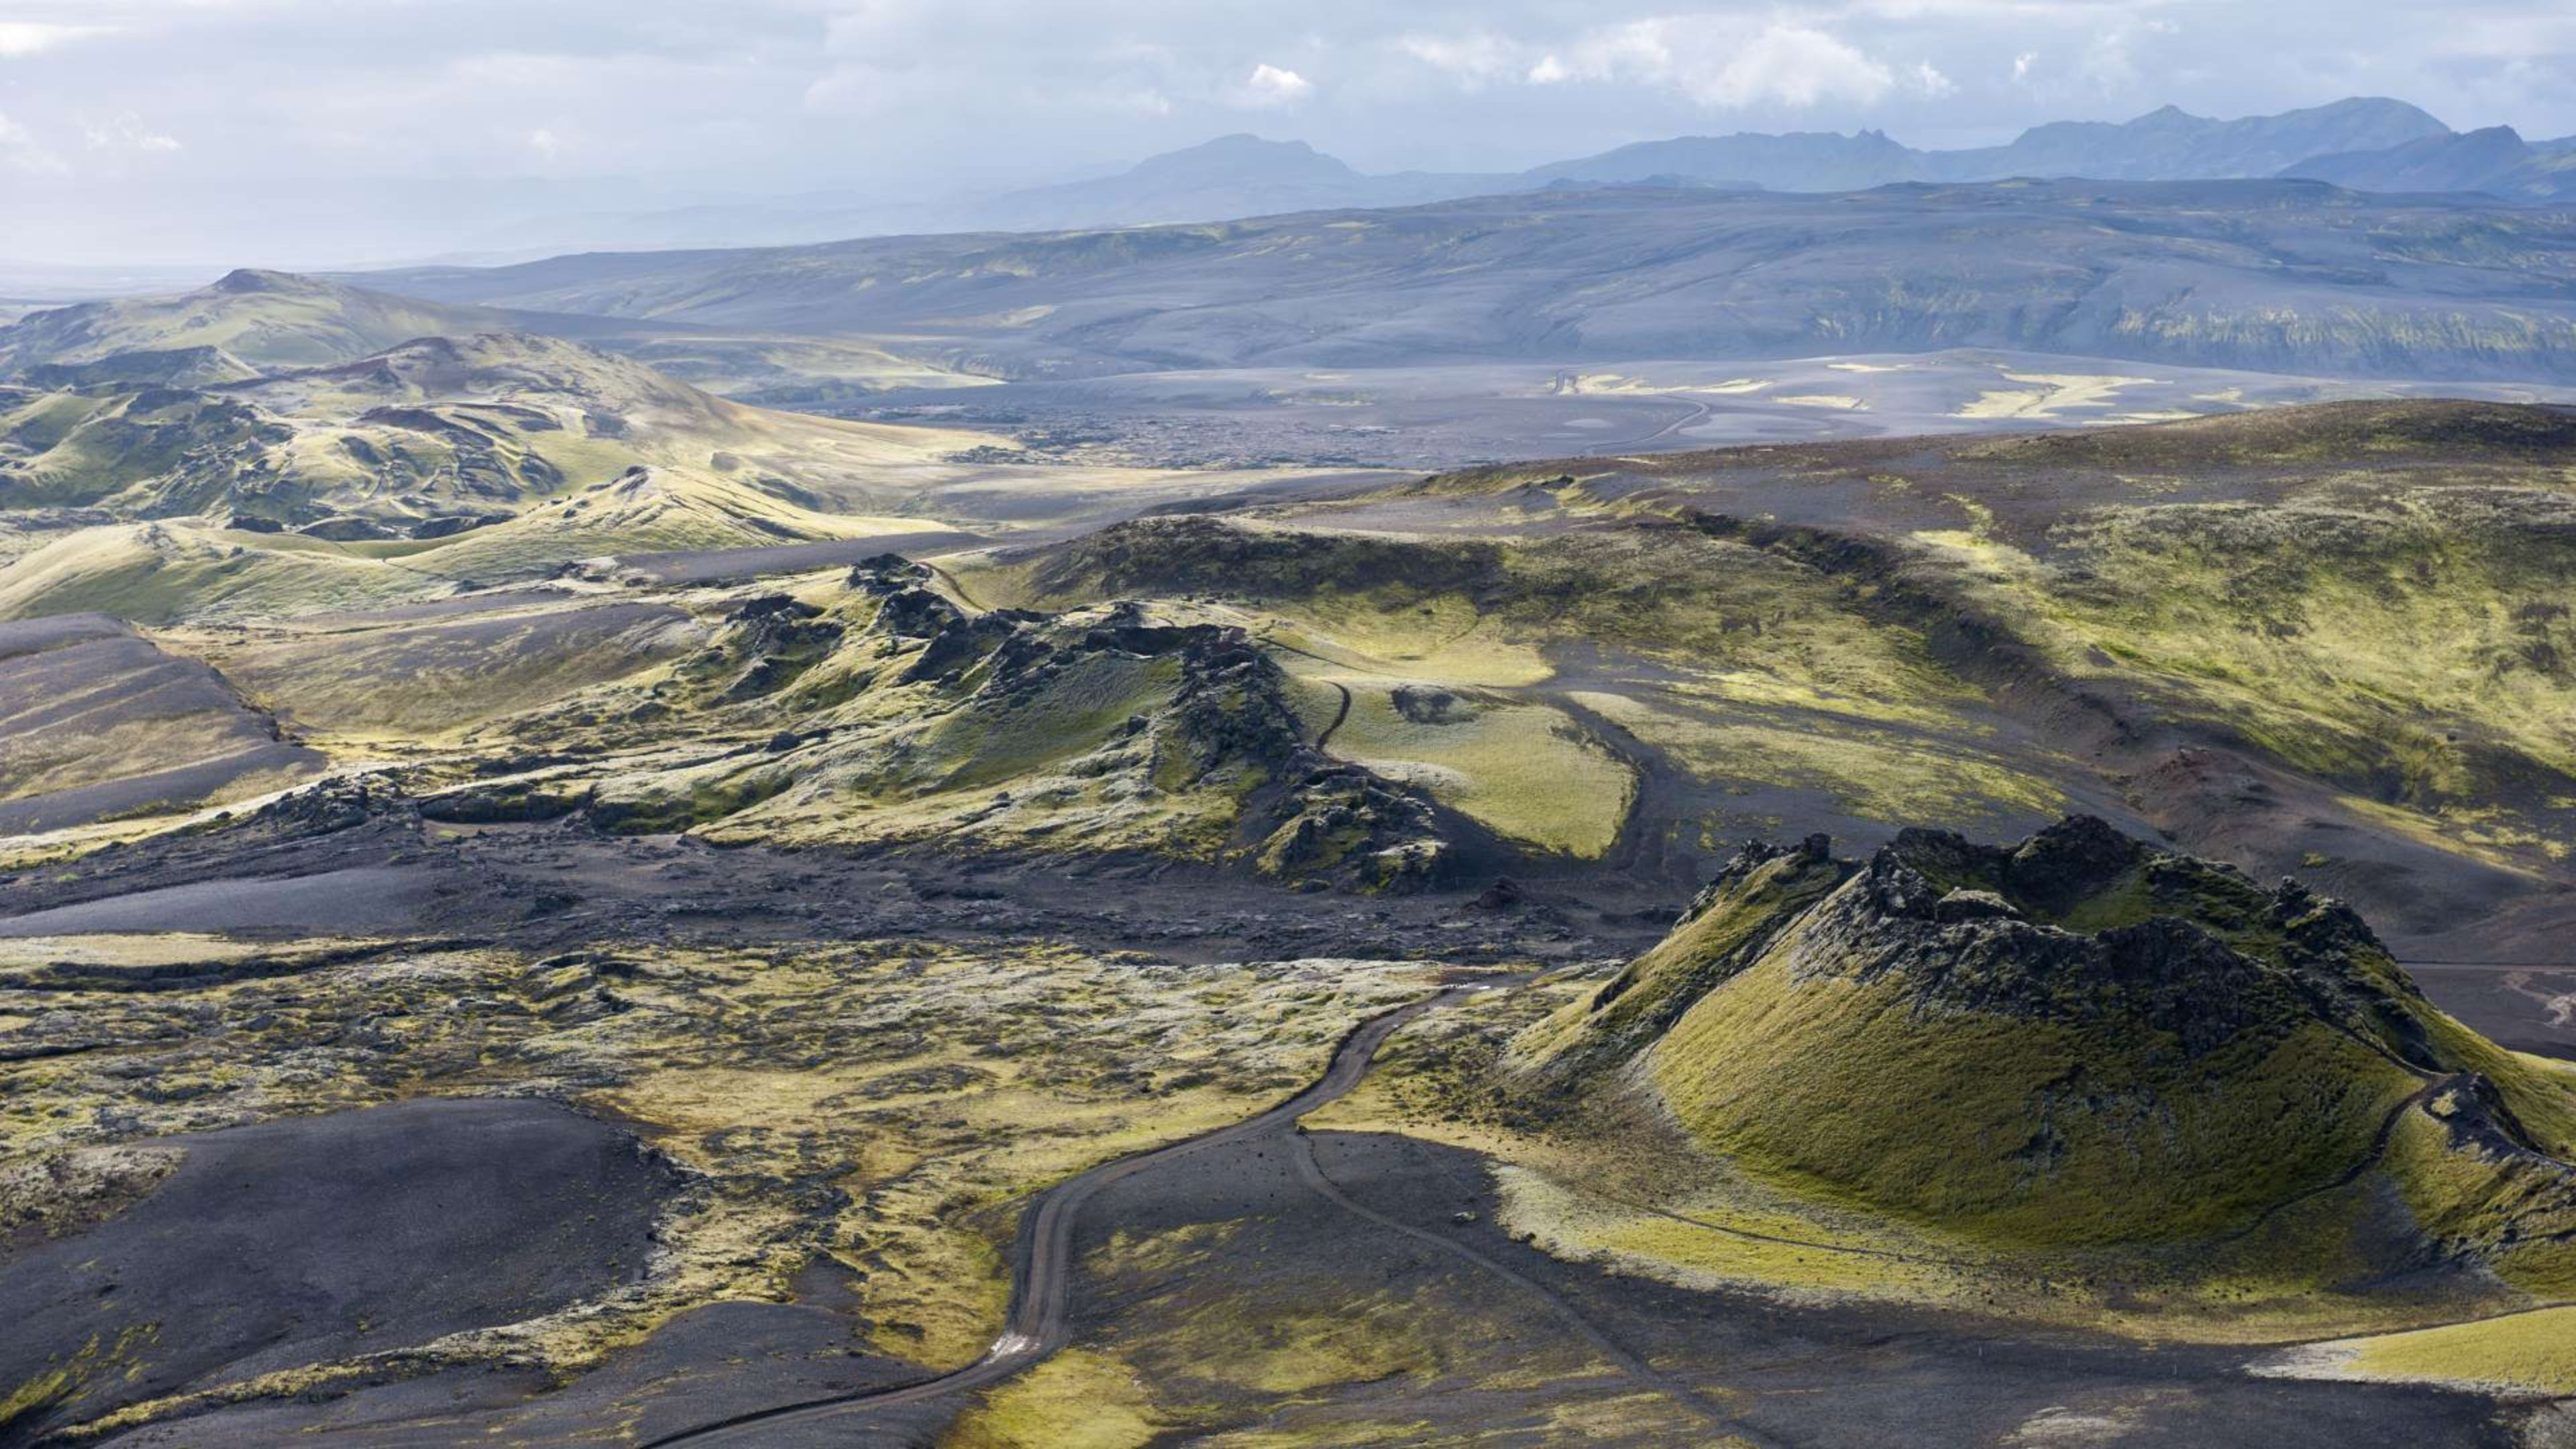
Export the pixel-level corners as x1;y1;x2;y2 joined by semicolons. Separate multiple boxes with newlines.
0;283;1001;574
0;268;643;380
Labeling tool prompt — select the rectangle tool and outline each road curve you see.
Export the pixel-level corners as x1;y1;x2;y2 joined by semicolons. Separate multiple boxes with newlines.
1584;398;1713;456
641;983;1495;1446
1289;1131;1766;1442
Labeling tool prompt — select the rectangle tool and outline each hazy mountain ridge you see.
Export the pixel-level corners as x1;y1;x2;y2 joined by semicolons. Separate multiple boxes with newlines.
351;180;2576;384
2287;125;2576;203
1531;97;2453;193
453;98;2548;258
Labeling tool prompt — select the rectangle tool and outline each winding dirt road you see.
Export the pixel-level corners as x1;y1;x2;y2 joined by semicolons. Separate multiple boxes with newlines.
1583;398;1715;456
642;983;1497;1446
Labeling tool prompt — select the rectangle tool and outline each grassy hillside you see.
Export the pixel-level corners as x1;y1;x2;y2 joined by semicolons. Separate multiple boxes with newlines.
1283;400;2576;943
1512;820;2576;1269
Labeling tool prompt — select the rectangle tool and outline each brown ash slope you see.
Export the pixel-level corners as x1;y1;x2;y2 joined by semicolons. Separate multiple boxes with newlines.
0;614;319;833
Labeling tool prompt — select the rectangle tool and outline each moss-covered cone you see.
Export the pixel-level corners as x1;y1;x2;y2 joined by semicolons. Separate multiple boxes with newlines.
1513;818;2576;1265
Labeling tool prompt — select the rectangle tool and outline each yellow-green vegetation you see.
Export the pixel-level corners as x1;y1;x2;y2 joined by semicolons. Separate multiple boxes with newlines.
1364;401;2576;879
0;322;1006;621
0;524;450;625
192;602;706;741
284;568;1466;887
937;1207;1704;1448
1316;820;2576;1344
649;609;1248;863
2271;1306;2576;1397
977;513;2086;850
1955;370;2163;420
1892;472;2576;872
1519;824;2576;1254
0;615;321;821
0;270;511;376
1307;673;1633;858
1567;688;2061;825
1639;949;2411;1244
943;1350;1165;1448
2381;1095;2576;1299
0;928;1444;1430
613;333;1003;399
1009;517;1978;729
1972;496;2576;790
0;547;1477;875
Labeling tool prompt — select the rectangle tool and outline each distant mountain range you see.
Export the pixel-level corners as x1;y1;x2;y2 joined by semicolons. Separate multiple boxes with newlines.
469;97;2570;256
1527;97;2453;192
361;178;2576;384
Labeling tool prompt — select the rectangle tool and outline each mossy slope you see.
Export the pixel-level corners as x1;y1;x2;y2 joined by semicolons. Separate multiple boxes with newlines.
1513;818;2576;1277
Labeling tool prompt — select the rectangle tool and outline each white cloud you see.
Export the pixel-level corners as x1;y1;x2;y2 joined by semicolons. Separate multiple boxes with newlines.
1549;17;1896;109
1399;32;1523;88
0;21;104;58
803;57;939;116
2012;50;2038;83
1913;60;1957;97
820;0;927;53
0;110;67;174
1236;61;1311;107
2080;25;2141;91
1097;87;1174;116
80;112;182;153
1526;53;1568;84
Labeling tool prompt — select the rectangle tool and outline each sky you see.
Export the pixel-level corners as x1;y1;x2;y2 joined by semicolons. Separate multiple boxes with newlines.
3;0;2575;270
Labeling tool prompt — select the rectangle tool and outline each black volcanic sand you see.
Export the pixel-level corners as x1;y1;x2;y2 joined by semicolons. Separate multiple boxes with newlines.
1012;1130;2518;1448
0;864;452;938
72;1114;2526;1448
2410;963;2576;1061
96;1297;924;1449
1;1098;678;1446
9;809;2565;1057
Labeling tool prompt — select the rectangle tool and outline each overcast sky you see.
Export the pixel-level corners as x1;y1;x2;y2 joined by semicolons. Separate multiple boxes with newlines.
4;0;2574;270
